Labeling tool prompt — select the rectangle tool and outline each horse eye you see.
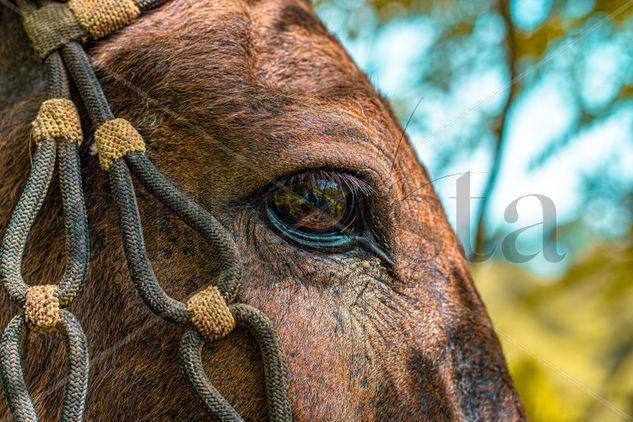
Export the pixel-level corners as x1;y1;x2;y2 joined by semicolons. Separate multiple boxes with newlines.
264;172;366;252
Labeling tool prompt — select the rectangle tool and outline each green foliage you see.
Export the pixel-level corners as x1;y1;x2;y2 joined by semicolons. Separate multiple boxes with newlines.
475;232;633;421
317;0;632;177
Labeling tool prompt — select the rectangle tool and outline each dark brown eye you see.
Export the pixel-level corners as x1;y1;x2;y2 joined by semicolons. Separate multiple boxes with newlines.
262;170;393;264
268;178;355;235
264;171;368;252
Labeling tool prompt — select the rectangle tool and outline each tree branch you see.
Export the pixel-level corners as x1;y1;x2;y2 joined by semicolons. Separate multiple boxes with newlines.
472;0;519;259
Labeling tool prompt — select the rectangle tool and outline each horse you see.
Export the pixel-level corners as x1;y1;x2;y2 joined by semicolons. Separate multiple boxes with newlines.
0;0;525;419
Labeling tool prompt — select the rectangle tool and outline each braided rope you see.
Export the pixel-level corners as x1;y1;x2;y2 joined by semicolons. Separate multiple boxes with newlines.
0;140;56;306
232;304;293;422
125;152;242;303
0;312;90;422
0;314;37;421
56;139;91;307
4;2;294;421
61;42;115;125
0;51;91;421
179;328;244;422
109;158;191;323
179;304;292;421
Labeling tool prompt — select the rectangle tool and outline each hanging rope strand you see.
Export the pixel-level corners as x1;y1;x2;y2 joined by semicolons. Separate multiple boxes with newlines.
0;139;56;306
49;15;292;421
0;46;91;421
61;42;114;125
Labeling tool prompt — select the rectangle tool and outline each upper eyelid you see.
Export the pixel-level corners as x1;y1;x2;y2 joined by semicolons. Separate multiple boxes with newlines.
234;169;375;209
262;169;374;199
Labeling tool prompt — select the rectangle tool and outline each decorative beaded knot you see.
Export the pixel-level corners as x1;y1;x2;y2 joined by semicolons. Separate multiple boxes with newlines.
24;285;61;334
187;287;236;342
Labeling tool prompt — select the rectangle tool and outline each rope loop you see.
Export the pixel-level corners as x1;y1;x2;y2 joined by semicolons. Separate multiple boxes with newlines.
32;98;83;146
187;287;236;342
95;118;146;170
0;311;90;421
0;105;89;309
106;153;243;324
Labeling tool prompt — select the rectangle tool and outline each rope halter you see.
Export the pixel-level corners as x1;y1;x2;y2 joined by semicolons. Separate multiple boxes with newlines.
0;1;292;421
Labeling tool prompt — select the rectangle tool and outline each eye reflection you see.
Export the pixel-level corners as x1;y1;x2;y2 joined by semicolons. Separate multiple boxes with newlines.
262;170;392;265
269;177;355;235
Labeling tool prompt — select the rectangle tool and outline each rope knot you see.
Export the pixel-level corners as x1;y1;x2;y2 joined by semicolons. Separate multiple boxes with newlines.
32;99;83;146
187;287;236;342
22;3;86;58
68;0;141;39
22;0;141;58
94;118;146;170
24;285;61;334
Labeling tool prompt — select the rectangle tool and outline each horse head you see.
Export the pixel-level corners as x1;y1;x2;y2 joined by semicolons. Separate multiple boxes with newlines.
0;0;524;419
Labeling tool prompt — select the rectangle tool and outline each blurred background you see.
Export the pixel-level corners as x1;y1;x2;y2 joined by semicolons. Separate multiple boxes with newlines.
314;0;633;420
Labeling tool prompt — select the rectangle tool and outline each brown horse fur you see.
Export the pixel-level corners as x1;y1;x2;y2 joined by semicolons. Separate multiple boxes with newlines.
0;0;525;420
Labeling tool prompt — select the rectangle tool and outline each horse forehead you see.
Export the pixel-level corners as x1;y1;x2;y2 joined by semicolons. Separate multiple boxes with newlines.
249;0;368;91
94;0;374;98
91;0;402;175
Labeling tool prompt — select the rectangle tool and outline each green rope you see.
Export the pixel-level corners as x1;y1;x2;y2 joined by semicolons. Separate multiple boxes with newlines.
0;139;56;306
231;304;292;422
0;311;90;422
0;47;91;421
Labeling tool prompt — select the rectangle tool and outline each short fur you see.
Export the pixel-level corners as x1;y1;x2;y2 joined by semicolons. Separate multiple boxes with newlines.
0;0;525;420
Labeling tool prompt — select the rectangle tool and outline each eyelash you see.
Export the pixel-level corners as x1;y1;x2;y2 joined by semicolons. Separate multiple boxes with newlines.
274;170;374;199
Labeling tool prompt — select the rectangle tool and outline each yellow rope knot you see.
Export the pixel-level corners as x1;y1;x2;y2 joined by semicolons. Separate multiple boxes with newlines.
32;99;83;146
94;118;146;171
187;287;236;342
24;285;61;334
68;0;141;39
